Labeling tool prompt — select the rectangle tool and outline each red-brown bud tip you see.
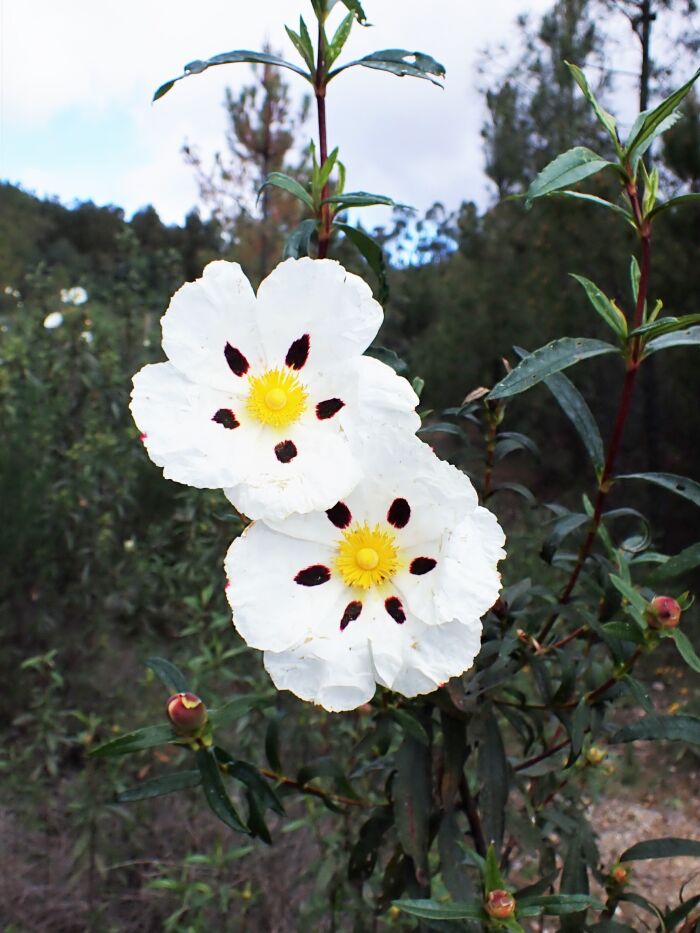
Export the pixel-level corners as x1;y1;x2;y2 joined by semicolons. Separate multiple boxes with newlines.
166;692;207;735
485;890;516;919
610;863;630;885
646;595;681;630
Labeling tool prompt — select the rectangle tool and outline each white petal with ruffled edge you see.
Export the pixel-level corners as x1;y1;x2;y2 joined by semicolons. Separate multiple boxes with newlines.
132;258;420;519
226;432;505;710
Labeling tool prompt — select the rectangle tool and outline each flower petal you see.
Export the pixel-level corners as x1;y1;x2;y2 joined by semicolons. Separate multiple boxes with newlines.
263;642;376;712
162;261;261;392
255;258;382;366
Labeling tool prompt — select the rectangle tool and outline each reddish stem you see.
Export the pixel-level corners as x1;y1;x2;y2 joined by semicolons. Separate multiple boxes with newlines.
315;22;332;259
537;185;652;643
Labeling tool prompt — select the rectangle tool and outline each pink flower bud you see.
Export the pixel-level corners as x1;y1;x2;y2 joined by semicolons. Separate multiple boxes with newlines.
485;890;516;919
646;596;681;630
166;692;207;735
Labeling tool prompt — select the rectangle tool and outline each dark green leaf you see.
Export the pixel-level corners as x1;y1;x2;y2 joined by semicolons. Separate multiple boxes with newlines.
490;338;619;400
565;62;618;144
417;421;467;440
153;50;311;101
91;723;179;757
118;770;201;802
526;147;614;205
244;788;271;844
324;191;397;209
621;675;654;713
570;275;627;338
541;368;605;475
547;190;634;223
214;749;284;815
208;693;273;729
542;513;589;564
283;219;318;259
326;12;354;68
616;472;700;509
484;842;505;892
285;18;315;72
649;192;700;219
621;837;700;862
145;657;190;693
438;811;475;901
331;49;445;86
665;893;700;930
518;894;604;916
394;735;431;887
625;66;700;159
349;808;393;882
644;326;700;356
365;344;407;373
566;698;590;766
393;899;486;921
260;172;314;210
629;314;700;339
601;621;646;645
651;543;700;582
196;747;250;834
490;482;536;505
560;826;590;933
611;714;700;745
296;756;359;800
478;713;508;850
334;222;388;301
668;629;700;673
339;0;368;24
388;709;430;746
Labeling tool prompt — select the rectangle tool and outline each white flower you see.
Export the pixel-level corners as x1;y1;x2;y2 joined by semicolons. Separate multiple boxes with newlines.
225;434;506;711
80;330;94;344
131;258;419;520
43;311;64;329
61;286;88;305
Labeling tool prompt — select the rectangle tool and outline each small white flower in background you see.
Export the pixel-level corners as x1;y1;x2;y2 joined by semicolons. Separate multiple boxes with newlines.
43;311;64;330
80;330;94;344
131;258;419;520
61;286;89;305
4;285;21;299
225;433;506;711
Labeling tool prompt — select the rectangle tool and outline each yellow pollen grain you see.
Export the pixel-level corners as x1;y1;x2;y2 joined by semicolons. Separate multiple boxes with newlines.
265;387;287;410
335;523;400;589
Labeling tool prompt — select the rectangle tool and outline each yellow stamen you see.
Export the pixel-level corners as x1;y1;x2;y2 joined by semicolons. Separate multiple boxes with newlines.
246;367;307;428
335;523;400;589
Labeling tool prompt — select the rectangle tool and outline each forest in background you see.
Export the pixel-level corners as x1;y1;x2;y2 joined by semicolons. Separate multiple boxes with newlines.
2;0;700;929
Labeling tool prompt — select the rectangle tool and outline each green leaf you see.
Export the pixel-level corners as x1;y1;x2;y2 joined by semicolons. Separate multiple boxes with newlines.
547;190;634;224
394;735;431;886
285;18;315;72
388;709;430;746
611;714;700;745
649;542;700;582
608;574;648;618
490;482;536;505
484;842;505;892
565;61;619;146
265;717;282;773
621;837;700;861
296;756;359;801
668;629;700;673
365;345;407;374
625;66;700;160
153;50;311;101
616;472;700;508
323;191;397;209
260;172;314;210
349;807;393;882
526;148;614;205
334;222;388;302
208;693;274;730
478;714;509;851
418;421;467;440
244;787;271;843
541;367;605;475
326;12;354;68
644;325;700;356
317;146;339;191
196;747;250;834
628;111;682;171
621;675;654;713
560;826;590;933
393;899;486;921
91;723;179;757
629;314;700;339
339;0;367;24
283;219;318;259
331;49;445;86
665;893;700;930
601;621;646;645
490;338;619;400
630;256;641;304
570;275;627;338
518;894;604;916
118;770;201;802
145;657;190;694
649;192;700;219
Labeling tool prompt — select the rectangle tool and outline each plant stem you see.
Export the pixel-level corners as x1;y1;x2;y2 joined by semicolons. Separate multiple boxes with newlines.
259;766;367;808
459;774;487;856
538;186;652;644
315;21;332;259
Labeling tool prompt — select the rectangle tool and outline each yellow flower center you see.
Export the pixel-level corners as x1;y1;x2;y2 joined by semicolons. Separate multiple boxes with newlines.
335;523;400;589
246;367;307;428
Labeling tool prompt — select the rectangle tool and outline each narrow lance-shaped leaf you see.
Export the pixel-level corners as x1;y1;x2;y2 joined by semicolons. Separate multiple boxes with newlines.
538;364;605;476
118;770;201;802
489;338;620;401
625;66;700;160
196;747;250;834
154;50;311;101
570;275;627;339
649;192;700;219
644;325;700;356
547;190;635;225
340;0;368;24
285;22;315;73
145;656;190;693
91;723;179;757
323;191;398;209
649;542;700;582
620;837;700;861
478;713;509;851
616;472;700;509
518;894;604;917
666;628;700;673
393;899;487;921
334;222;388;303
259;172;314;210
565;61;619;148
283;219;318;260
330;49;445;86
326;12;354;68
393;735;431;888
629;314;700;339
611;714;700;745
526;147;615;206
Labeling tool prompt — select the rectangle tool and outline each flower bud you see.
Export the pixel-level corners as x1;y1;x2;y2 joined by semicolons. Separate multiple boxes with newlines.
586;745;607;766
646;596;681;630
166;692;207;735
609;863;630;886
485;890;516;920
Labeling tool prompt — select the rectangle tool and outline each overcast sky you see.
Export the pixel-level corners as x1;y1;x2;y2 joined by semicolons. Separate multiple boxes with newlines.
1;0;640;226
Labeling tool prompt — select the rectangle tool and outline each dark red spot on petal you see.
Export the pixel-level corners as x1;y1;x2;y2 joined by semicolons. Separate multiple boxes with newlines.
294;565;331;587
387;497;410;529
316;398;345;420
224;343;249;376
274;439;297;463
212;408;239;429
326;501;352;529
384;596;406;624
340;600;362;631
285;334;310;370
410;557;437;575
